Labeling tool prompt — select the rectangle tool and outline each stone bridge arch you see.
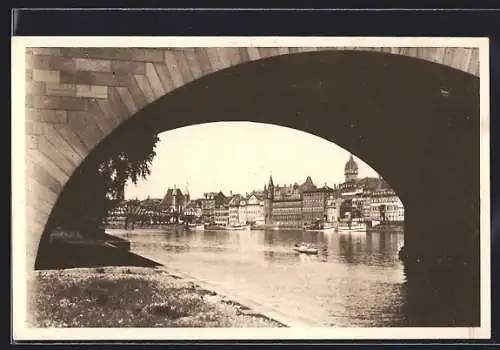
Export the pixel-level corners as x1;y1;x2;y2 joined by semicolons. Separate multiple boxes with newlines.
25;46;480;275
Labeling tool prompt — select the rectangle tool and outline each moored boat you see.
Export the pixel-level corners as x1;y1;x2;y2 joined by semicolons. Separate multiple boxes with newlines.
189;223;205;231
337;220;367;233
226;224;251;231
304;221;337;232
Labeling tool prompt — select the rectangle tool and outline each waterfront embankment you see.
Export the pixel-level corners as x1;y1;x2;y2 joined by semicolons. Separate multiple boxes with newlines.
31;237;286;328
29;266;285;328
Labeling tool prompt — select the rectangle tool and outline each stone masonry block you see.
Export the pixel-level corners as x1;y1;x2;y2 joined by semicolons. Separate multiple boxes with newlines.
26;152;65;194
26;95;34;108
108;86;131;122
25;121;44;135
26;135;39;150
26;69;33;81
184;51;204;80
193;48;214;75
60;70;130;87
67;111;106;150
111;60;146;75
42;125;84;167
25;205;49;226
75;58;111;72
26;190;54;218
164;51;185;88
26;178;59;207
28;55;75;71
131;48;165;62
26;108;68;123
116;87;138;114
30;48;62;56
33;69;60;83
125;75;148;110
26;81;45;95
27;148;69;186
33;96;88;111
153;63;175;93
170;51;194;85
37;135;77;175
145;63;166;98
60;48;134;61
45;83;76;97
94;100;120;131
53;124;89;158
134;74;156;103
76;84;108;99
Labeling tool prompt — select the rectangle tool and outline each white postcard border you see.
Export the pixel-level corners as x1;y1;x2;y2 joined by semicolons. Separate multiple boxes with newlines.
11;36;491;341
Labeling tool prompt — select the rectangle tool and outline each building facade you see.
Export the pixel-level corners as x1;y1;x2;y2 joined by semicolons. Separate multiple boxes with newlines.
271;199;303;228
214;204;230;226
370;189;405;223
246;193;265;225
302;185;333;227
325;194;342;223
201;191;226;223
120;155;405;229
160;187;187;214
263;175;316;228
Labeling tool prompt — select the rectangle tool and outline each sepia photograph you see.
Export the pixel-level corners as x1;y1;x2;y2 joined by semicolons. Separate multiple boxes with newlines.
12;37;490;340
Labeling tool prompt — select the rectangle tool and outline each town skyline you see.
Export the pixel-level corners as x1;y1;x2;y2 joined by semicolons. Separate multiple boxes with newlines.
125;122;380;200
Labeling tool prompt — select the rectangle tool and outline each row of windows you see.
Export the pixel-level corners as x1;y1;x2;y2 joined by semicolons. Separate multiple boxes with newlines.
372;197;401;203
272;204;302;209
302;207;324;211
303;196;324;201
372;212;404;217
273;208;301;214
371;205;404;211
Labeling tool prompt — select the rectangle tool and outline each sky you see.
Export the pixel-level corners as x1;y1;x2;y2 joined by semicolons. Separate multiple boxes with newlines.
125;122;380;200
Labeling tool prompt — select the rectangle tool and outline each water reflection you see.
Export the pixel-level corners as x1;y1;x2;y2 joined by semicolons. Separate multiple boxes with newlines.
110;228;406;327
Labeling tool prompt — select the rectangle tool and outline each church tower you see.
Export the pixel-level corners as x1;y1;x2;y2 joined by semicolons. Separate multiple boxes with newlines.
267;175;274;200
184;182;190;203
344;154;359;183
264;175;274;224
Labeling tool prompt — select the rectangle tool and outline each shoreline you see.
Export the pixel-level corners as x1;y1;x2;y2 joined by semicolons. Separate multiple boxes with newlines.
32;239;294;328
29;266;287;328
152;263;325;328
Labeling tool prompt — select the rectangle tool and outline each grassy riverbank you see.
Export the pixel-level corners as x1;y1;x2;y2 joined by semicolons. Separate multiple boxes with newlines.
28;266;285;328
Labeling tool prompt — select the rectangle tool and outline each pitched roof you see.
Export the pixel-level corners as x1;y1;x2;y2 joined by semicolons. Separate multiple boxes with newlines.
247;190;265;200
228;194;243;206
160;188;185;207
299;176;317;192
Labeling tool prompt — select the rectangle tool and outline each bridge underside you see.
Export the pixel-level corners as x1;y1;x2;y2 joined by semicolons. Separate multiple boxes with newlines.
28;48;481;326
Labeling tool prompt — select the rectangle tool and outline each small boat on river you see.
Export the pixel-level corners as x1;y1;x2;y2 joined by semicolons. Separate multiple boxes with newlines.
293;243;319;255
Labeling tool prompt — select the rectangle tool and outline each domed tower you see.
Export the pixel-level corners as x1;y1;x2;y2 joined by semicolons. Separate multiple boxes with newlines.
264;175;274;224
345;154;359;183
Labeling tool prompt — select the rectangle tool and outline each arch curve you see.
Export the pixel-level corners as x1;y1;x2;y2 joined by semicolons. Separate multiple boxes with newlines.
26;47;480;274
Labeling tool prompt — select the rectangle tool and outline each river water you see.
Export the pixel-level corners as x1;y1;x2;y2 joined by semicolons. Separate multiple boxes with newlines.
108;228;407;327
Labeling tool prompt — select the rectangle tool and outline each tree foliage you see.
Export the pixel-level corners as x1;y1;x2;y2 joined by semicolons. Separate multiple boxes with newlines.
49;125;160;236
